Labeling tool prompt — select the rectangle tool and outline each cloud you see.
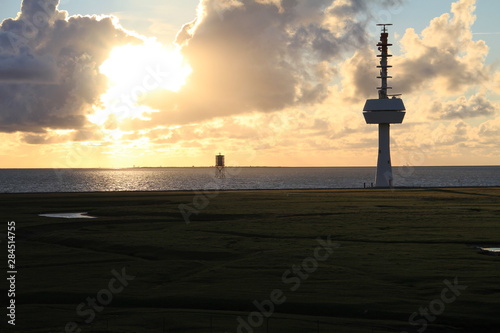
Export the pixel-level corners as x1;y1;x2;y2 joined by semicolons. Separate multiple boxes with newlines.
0;0;137;133
393;0;490;95
430;93;496;120
339;46;378;101
478;116;500;139
142;0;404;125
0;48;58;83
20;126;103;144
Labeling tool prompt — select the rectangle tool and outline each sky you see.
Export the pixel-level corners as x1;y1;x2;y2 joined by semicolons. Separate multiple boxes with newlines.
0;0;499;168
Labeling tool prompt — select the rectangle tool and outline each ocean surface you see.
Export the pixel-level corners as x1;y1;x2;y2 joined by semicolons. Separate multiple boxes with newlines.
0;166;499;193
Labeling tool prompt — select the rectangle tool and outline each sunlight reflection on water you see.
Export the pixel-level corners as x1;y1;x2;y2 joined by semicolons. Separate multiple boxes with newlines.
1;166;499;193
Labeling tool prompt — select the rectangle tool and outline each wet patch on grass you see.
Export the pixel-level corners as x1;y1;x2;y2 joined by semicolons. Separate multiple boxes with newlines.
39;212;96;219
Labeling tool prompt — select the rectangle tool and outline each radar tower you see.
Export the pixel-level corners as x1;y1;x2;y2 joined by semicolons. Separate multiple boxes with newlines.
363;24;406;187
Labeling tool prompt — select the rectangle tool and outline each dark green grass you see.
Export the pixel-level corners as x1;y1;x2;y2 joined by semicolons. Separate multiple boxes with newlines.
1;188;500;332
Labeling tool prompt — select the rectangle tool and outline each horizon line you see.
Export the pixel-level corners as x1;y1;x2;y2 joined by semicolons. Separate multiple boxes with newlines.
1;165;499;170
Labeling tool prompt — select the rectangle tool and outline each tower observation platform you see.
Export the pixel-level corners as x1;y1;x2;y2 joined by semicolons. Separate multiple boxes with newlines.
363;24;406;187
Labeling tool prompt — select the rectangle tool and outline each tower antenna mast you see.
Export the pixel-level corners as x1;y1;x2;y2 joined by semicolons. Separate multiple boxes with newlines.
376;23;392;100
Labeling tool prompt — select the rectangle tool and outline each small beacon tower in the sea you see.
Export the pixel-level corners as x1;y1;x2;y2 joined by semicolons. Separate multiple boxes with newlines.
215;153;225;178
363;24;406;187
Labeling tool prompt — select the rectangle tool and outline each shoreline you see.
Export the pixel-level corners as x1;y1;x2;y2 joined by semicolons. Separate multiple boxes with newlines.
1;185;500;195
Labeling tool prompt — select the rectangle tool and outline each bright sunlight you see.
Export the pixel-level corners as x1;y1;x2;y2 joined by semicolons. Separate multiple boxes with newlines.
89;40;192;126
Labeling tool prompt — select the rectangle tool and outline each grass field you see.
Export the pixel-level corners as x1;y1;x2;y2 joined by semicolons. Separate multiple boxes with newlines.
1;187;500;333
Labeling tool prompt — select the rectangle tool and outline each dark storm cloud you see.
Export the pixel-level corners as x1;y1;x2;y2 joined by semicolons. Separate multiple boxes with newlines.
0;0;137;133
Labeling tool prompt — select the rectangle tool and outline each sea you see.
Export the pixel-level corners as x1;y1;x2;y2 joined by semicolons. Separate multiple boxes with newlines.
0;166;499;193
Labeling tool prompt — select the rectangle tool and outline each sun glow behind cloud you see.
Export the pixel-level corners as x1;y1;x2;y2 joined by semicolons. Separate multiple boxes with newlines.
89;40;192;127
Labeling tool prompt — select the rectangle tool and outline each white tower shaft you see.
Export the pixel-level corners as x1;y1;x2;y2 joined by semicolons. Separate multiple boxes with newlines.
376;123;392;187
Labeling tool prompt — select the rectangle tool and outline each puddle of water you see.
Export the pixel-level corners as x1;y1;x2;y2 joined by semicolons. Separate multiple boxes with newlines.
477;247;500;256
39;212;96;219
480;248;500;253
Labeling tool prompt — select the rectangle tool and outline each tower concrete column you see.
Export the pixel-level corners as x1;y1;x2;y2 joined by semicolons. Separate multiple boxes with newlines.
376;123;392;187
